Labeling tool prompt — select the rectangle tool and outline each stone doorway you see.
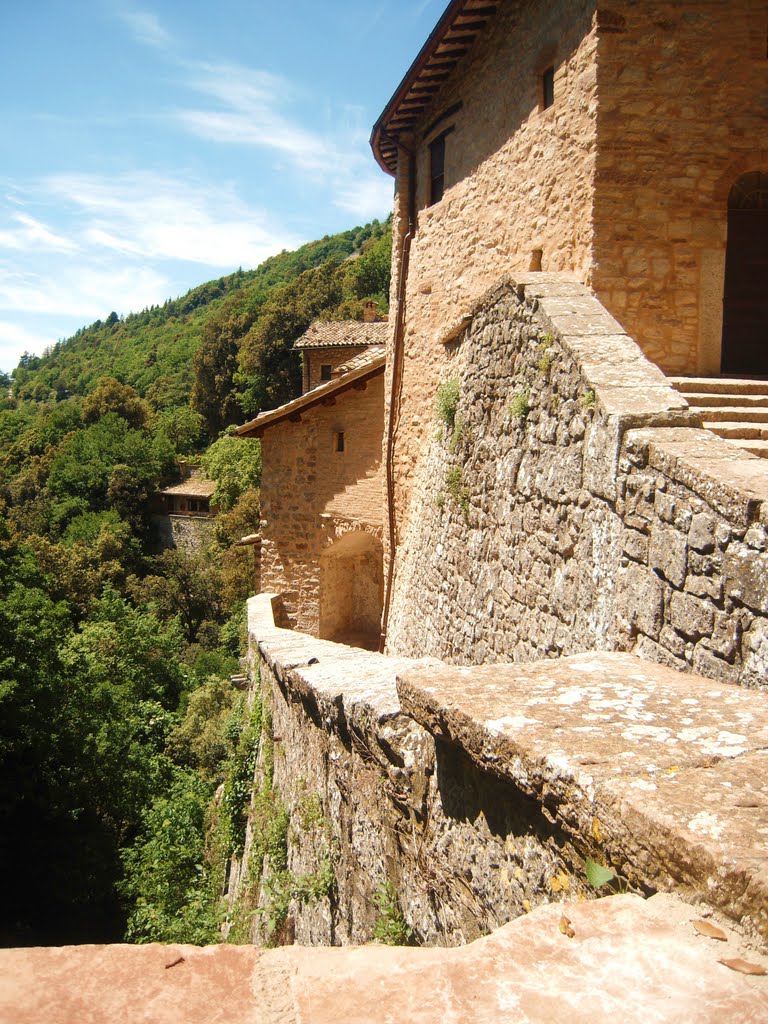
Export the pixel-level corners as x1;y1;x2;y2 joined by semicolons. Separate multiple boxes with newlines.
319;531;383;650
721;171;768;375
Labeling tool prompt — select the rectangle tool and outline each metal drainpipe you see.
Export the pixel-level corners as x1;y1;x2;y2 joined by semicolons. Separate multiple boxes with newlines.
379;147;415;653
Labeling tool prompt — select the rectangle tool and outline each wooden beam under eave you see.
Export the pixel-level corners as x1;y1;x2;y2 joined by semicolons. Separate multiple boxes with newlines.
352;381;368;391
321;396;337;406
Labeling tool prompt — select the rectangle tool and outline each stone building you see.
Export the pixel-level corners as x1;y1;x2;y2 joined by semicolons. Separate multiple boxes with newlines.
236;344;385;648
367;0;768;675
238;0;768;685
154;464;218;550
295;301;388;393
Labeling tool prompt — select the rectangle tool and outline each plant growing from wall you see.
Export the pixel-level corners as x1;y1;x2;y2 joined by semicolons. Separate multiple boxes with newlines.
436;376;461;433
509;387;530;423
371;881;413;945
446;465;470;520
584;857;632;895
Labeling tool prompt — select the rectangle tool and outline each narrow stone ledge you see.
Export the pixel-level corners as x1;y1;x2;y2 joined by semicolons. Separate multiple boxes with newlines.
396;651;768;943
628;428;768;529
248;593;435;737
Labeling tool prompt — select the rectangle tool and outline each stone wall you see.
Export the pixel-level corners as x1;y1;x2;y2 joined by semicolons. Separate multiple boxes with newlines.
151;513;216;552
234;597;768;950
258;372;385;635
386;0;599;545
304;346;369;393
592;1;768;374
385;274;768;690
235;597;597;948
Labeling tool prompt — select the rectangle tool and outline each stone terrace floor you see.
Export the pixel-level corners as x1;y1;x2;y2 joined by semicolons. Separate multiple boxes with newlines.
1;892;767;1023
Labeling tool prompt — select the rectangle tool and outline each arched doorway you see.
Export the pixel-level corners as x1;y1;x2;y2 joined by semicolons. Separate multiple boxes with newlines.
319;531;383;650
721;171;768;374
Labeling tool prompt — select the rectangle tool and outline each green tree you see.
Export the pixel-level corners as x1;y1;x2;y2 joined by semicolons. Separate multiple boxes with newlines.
201;434;261;511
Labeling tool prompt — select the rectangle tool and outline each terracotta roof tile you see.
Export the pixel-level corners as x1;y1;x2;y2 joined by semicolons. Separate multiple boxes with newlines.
160;477;217;498
335;345;386;375
293;320;389;350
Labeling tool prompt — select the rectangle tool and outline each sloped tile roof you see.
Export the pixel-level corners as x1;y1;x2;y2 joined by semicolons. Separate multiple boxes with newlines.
235;349;385;438
335;345;386;375
160;477;217;498
293;320;389;349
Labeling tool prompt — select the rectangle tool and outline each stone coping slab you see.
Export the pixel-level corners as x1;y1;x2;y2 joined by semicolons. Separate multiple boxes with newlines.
396;652;768;943
627;426;768;527
249;594;436;751
2;894;766;1023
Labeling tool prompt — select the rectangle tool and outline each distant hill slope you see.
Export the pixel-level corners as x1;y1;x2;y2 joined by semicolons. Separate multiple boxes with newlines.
11;219;391;415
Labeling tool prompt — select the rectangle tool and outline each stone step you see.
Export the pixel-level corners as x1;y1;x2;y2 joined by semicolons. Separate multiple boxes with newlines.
730;439;768;458
669;375;768;395
683;391;768;408
694;406;768;423
702;421;768;440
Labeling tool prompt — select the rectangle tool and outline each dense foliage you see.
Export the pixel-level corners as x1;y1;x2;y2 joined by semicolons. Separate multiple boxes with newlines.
0;216;391;945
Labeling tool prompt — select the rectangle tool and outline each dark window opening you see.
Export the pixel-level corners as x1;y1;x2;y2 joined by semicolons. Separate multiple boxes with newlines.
429;134;446;206
320;364;332;381
542;66;555;109
336;431;345;453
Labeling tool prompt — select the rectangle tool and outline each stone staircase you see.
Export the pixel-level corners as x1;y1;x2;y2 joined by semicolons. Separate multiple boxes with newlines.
668;376;768;459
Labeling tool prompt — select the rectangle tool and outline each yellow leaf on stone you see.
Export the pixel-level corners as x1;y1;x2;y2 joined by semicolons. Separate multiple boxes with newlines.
550;872;571;893
522;899;532;913
559;915;575;938
719;958;767;976
666;765;680;775
591;817;602;842
693;920;727;941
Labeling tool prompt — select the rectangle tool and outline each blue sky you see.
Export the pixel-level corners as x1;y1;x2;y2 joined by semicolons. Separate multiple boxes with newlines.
0;0;443;372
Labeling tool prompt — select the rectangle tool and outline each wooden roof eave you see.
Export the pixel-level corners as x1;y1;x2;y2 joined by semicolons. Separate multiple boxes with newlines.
234;354;385;439
370;0;498;176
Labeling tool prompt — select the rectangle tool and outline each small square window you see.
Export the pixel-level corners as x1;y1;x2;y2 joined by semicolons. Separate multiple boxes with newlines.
541;66;555;109
335;431;345;453
320;364;332;381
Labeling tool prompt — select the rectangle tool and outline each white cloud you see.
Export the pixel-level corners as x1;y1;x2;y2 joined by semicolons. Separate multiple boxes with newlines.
0;212;78;254
44;171;301;267
177;62;342;174
334;175;394;221
116;6;171;49
0;262;170;320
175;61;394;215
0;320;59;355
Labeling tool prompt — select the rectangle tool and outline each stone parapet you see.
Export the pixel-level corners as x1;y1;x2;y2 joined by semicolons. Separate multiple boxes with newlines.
397;651;768;944
240;597;768;950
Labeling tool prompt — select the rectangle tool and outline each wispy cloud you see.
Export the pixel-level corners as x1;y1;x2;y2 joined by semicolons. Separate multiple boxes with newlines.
0;213;78;254
0;320;61;357
44;171;301;267
335;176;394;220
175;61;393;219
116;6;171;50
177;62;343;174
0;261;170;320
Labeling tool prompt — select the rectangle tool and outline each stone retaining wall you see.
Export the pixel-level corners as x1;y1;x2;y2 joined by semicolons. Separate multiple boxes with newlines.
385;274;768;690
237;596;768;949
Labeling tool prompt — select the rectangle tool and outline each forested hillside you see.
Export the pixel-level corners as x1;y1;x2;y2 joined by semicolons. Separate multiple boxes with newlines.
0;217;391;946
